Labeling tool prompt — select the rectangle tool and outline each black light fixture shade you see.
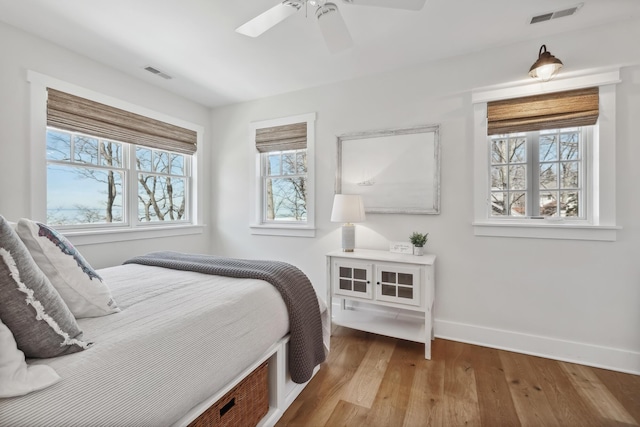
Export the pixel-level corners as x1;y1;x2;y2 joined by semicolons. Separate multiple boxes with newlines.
529;44;563;81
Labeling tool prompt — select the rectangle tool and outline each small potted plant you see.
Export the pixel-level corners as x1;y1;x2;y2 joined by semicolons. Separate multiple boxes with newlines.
409;232;428;256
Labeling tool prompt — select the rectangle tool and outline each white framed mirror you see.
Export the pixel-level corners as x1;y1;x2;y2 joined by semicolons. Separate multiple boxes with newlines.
336;124;440;214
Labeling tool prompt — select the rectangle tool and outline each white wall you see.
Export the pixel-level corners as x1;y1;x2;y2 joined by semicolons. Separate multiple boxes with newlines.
210;19;640;373
0;22;213;268
1;16;638;373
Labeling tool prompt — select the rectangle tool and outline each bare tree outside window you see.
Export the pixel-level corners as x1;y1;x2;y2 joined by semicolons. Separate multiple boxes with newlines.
490;135;527;216
136;147;186;222
538;130;580;217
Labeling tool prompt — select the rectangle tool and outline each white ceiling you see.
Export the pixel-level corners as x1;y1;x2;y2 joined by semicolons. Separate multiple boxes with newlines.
1;0;639;108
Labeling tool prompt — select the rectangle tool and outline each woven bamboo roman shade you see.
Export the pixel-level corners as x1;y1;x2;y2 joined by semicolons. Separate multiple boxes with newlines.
255;122;307;153
47;88;197;155
487;87;599;135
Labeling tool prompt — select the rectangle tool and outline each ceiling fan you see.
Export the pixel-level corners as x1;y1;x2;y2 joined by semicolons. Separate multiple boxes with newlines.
235;0;427;53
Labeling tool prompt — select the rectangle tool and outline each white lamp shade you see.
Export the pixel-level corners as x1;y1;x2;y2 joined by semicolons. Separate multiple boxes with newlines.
331;194;366;223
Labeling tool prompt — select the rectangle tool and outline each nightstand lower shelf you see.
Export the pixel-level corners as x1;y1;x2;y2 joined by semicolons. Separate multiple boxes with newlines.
332;308;426;344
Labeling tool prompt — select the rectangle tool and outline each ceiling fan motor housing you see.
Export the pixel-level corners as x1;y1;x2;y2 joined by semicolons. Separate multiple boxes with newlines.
316;2;339;19
284;0;304;10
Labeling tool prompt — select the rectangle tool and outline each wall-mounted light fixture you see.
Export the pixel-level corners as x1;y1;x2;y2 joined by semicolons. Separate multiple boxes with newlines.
529;44;563;82
331;194;366;252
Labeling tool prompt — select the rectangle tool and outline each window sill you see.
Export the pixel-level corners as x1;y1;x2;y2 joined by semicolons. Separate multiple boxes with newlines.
250;224;316;238
472;221;620;241
62;224;205;246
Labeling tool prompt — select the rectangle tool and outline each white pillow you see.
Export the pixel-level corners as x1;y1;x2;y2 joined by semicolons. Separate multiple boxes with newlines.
0;318;61;397
16;218;120;318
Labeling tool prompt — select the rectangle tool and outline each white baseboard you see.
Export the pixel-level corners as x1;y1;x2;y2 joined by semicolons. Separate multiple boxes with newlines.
331;301;640;374
435;319;640;375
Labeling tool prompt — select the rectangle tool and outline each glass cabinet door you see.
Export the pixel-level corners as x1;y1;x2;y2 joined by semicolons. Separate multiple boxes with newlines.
333;260;373;299
375;263;421;306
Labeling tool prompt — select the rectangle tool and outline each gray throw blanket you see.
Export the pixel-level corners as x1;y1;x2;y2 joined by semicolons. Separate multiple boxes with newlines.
124;251;325;383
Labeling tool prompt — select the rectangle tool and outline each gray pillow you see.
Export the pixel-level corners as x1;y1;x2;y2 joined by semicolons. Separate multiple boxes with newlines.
0;215;91;358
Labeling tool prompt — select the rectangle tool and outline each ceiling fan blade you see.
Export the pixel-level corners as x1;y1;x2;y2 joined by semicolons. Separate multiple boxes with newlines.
316;3;353;53
341;0;426;11
236;1;302;38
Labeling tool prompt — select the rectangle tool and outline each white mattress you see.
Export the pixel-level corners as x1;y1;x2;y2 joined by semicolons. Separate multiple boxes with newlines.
0;263;324;427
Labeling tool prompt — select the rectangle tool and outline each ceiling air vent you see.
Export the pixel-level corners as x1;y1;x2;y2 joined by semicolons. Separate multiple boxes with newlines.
530;3;583;24
144;66;173;80
530;13;553;24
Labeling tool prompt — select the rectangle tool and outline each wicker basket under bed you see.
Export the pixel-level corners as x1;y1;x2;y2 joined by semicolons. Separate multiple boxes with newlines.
188;362;269;427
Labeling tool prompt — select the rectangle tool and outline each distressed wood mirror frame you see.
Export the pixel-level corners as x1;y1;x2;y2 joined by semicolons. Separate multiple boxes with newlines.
336;124;441;215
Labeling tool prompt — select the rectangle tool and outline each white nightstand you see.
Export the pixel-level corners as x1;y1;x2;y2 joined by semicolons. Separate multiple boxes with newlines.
326;248;436;359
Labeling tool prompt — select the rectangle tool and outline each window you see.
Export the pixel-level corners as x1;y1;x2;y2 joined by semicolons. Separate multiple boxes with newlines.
135;146;189;223
490;127;587;219
27;71;204;243
46;129;126;225
250;113;316;237
472;69;621;241
262;149;307;222
46;128;191;226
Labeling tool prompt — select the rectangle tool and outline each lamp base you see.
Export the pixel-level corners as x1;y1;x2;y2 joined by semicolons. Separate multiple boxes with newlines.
341;224;355;252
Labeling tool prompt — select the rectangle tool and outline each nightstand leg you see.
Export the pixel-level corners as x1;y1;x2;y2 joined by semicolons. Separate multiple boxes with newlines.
425;312;432;360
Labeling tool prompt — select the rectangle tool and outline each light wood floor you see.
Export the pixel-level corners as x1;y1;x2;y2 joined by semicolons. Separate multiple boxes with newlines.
276;326;640;427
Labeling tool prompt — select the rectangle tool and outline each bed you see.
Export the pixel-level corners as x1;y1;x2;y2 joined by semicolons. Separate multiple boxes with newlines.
0;218;329;427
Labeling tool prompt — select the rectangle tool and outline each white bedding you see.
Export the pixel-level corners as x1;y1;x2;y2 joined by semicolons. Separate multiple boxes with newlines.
0;263;326;427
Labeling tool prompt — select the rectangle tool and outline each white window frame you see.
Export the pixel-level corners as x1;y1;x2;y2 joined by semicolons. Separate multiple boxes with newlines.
28;71;204;245
250;113;316;237
472;69;621;241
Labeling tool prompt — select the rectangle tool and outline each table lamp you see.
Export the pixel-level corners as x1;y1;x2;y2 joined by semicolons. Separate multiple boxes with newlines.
331;194;366;252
